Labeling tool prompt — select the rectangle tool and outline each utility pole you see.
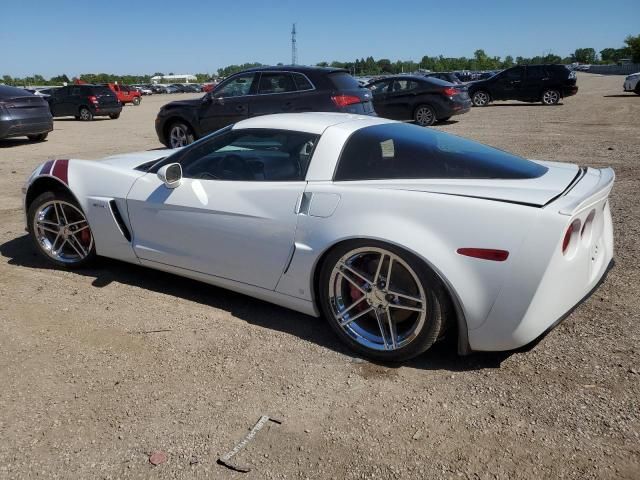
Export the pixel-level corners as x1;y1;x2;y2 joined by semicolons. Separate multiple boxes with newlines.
291;23;298;65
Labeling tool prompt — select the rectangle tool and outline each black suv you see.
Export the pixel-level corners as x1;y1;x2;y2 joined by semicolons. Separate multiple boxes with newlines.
467;65;578;106
155;66;375;148
46;84;122;121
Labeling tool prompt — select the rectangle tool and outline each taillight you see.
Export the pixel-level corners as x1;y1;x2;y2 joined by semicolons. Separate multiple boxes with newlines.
88;95;98;104
331;95;361;107
442;87;458;97
562;220;581;254
456;248;509;262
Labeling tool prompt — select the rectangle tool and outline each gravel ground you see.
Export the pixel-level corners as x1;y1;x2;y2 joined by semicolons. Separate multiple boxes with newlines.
0;74;638;479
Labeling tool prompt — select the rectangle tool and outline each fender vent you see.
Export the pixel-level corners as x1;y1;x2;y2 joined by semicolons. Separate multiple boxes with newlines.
109;200;132;241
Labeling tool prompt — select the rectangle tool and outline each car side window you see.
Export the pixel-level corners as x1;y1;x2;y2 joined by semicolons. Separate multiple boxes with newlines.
369;81;391;96
391;80;418;92
526;66;547;80
258;73;296;94
292;73;314;91
176;129;319;181
214;73;256;98
505;68;524;81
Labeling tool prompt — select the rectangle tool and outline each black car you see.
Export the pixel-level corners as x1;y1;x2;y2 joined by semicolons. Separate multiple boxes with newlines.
155;66;374;148
424;72;463;84
367;75;471;126
467;64;578;107
0;85;53;142
46;84;122;121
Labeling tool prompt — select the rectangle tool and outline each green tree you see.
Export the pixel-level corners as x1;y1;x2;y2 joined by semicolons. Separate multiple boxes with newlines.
573;48;596;64
503;55;514;68
624;34;640;63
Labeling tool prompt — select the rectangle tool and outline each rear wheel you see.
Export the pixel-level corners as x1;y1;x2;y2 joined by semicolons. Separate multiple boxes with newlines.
167;121;195;148
471;90;490;107
132;96;141;106
318;240;449;361
414;104;436;126
27;191;96;269
541;89;561;105
109;113;120;119
635;84;640;95
78;107;93;121
27;133;48;142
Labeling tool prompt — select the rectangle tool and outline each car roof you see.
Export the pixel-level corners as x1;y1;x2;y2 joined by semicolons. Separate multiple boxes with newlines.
0;85;33;98
241;65;348;74
233;112;395;135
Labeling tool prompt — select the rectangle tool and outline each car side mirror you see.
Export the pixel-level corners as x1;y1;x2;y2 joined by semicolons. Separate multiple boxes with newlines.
157;163;182;189
202;93;212;104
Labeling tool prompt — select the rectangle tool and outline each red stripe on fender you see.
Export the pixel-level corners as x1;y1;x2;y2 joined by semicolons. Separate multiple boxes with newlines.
457;248;509;262
52;159;69;185
40;159;54;175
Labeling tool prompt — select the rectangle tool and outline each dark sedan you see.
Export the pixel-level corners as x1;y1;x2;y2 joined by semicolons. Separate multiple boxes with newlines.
367;75;471;126
0;85;53;142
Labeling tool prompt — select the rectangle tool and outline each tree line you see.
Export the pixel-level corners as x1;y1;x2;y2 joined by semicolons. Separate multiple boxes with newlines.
2;35;638;87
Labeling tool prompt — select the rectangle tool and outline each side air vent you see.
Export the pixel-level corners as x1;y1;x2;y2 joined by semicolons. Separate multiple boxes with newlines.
108;200;132;241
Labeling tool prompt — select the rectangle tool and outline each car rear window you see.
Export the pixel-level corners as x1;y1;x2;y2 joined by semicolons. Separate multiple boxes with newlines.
334;123;548;181
328;72;360;90
90;86;115;96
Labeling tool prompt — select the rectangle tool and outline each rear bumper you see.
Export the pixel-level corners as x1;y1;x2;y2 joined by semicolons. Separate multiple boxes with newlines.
92;105;122;116
0;117;53;139
468;167;614;351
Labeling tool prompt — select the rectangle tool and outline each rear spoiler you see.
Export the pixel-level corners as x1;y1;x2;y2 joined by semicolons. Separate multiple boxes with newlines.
553;167;615;216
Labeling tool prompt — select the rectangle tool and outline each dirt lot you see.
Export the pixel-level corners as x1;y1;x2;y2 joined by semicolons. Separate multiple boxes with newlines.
0;74;638;479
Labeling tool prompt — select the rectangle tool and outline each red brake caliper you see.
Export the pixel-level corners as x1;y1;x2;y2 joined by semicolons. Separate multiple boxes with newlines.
80;228;91;245
350;285;366;312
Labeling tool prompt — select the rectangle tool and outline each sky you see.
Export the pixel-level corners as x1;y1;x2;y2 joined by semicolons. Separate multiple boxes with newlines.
2;0;638;78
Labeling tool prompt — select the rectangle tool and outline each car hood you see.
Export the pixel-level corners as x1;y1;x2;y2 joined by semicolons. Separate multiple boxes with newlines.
376;160;581;207
98;149;178;170
162;98;202;110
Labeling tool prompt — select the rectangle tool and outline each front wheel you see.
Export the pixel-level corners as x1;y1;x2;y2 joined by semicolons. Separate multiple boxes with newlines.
27;191;96;269
541;89;561;105
414;104;436;126
78;107;93;121
132;96;141;106
471;90;490;107
318;241;449;361
167;121;195;148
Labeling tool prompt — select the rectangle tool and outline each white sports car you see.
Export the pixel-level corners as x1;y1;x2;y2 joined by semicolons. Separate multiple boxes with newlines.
22;113;615;361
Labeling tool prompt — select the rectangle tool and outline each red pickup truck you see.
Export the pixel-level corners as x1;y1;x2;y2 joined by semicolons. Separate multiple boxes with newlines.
102;83;142;106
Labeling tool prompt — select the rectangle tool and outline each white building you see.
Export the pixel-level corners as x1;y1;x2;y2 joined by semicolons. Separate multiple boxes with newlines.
150;74;197;84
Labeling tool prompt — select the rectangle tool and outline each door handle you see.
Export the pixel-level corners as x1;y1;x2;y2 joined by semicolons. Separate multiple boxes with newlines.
282;102;293;111
236;105;246;111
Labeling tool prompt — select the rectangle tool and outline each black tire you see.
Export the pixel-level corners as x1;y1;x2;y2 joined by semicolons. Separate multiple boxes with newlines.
541;89;561;105
27;191;96;269
27;133;48;142
635;84;640;95
413;104;437;126
109;113;120;119
166;121;195;148
318;240;450;362
471;90;491;107
78;107;93;121
132;96;141;106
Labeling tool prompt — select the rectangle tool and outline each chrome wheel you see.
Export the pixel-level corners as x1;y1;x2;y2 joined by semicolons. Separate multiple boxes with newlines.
79;108;92;121
169;125;189;148
542;90;560;105
328;247;428;352
415;106;435;126
33;200;93;264
472;91;490;106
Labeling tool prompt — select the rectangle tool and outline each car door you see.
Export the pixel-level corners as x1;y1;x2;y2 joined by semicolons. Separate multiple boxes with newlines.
521;65;549;100
383;79;420;120
47;86;69;116
493;67;524;100
368;80;392;118
125;127;318;290
199;73;256;133
250;71;299;117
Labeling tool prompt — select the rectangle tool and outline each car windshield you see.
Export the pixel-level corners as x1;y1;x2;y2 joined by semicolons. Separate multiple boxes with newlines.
335;123;548;181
